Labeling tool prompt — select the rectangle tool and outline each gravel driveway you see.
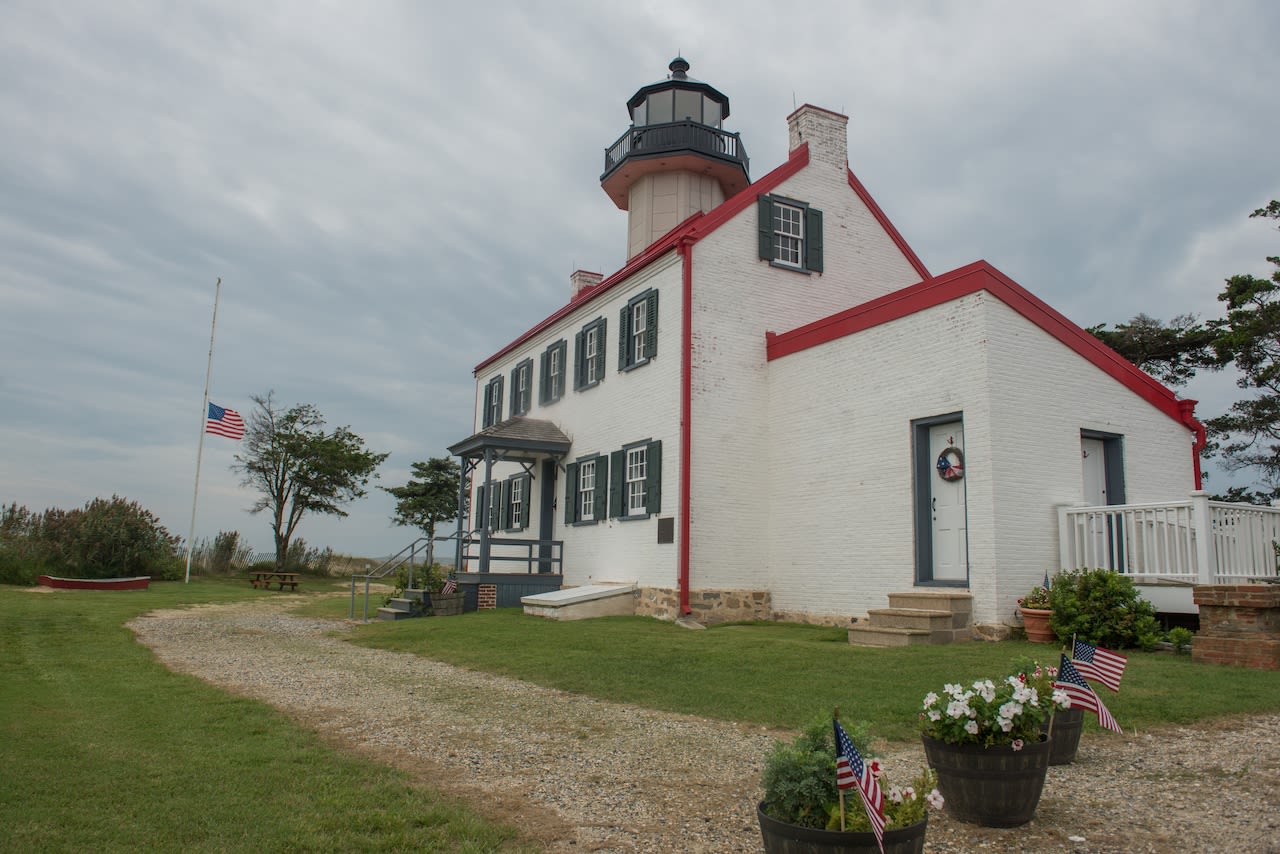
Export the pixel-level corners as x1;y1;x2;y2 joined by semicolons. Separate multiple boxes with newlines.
127;598;1280;854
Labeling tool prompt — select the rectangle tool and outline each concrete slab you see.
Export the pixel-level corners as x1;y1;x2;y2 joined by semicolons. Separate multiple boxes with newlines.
522;583;637;620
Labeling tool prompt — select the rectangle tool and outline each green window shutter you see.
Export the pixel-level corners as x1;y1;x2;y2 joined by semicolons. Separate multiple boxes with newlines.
564;462;578;524
573;331;584;390
494;376;504;422
556;342;567;398
500;480;512;530
618;305;630;370
646;440;662;514
538;350;549;405
475;483;487;531
645;290;658;359
609;449;625;518
518;473;532;531
481;383;492;427
594;318;607;383
805;207;823;273
757;195;774;261
593;455;609;521
509;370;518;414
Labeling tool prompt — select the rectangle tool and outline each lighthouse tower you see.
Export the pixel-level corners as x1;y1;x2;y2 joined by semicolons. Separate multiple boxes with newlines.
601;58;751;260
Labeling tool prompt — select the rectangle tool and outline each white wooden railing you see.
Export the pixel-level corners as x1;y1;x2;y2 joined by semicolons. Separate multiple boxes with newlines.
1057;492;1280;585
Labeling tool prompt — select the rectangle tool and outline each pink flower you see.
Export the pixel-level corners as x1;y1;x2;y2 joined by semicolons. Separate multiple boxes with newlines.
926;789;945;810
1012;738;1024;751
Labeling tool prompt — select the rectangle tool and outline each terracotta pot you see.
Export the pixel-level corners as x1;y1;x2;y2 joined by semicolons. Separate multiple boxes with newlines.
1019;607;1056;643
921;734;1051;827
757;803;927;854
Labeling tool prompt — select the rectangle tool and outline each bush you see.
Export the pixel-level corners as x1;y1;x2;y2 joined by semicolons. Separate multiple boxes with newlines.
1167;626;1194;655
1049;568;1161;650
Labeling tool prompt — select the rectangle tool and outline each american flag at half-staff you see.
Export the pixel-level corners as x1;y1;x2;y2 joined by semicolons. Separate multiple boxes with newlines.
1071;639;1127;692
206;402;245;440
1054;655;1123;733
834;717;885;852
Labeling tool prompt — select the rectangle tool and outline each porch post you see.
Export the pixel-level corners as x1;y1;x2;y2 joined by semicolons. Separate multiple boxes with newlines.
1190;490;1215;585
479;448;494;574
1055;504;1073;572
453;457;470;575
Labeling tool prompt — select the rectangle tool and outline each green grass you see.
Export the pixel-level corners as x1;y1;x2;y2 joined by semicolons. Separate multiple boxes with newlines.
332;607;1280;742
0;579;535;853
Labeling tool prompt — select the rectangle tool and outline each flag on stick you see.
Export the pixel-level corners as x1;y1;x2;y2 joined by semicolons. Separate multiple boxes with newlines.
440;575;458;595
1071;639;1126;692
206;402;245;440
834;718;885;853
1055;655;1123;733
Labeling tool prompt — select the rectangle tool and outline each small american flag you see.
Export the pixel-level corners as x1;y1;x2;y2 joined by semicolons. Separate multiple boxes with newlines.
1071;640;1126;692
206;402;245;440
440;576;457;595
1055;655;1122;733
834;719;885;852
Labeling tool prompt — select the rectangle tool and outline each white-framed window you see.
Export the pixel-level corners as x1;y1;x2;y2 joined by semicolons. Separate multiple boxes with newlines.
511;358;532;416
758;195;823;274
626;446;647;514
619;289;658;371
574;317;606;390
540;339;567;405
773;203;803;266
509;475;523;529
578;460;596;520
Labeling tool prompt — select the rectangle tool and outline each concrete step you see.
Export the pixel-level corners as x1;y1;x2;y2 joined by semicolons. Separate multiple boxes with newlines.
865;607;955;632
376;606;418;621
847;625;935;647
887;590;973;614
384;598;415;612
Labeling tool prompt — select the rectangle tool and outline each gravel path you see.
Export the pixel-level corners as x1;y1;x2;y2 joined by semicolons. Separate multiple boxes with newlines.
127;598;1280;854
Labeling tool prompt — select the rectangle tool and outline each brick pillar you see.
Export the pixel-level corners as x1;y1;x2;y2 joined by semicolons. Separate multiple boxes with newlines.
1191;584;1280;670
478;584;497;610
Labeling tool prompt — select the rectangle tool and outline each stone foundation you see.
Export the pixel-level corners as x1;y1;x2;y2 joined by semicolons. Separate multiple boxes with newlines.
635;587;771;624
1192;584;1280;670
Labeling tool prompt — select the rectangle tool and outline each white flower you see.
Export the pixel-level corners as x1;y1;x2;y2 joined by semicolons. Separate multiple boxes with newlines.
944;683;963;696
965;720;979;735
923;692;939;709
946;699;970;719
1053;688;1071;709
886;786;904;804
928;710;941;721
902;786;916;801
926;788;945;810
1012;738;1025;751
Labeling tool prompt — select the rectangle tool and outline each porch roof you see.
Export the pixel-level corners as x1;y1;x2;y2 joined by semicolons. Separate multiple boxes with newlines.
447;416;572;461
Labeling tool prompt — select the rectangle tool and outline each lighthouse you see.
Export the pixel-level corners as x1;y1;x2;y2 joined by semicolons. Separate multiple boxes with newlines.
601;57;751;260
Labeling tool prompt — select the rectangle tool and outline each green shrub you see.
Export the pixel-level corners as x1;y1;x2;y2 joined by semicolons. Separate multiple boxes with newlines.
1167;626;1194;655
1049;568;1161;650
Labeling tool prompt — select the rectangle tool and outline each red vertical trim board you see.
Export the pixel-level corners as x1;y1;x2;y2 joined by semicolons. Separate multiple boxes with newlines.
677;236;695;615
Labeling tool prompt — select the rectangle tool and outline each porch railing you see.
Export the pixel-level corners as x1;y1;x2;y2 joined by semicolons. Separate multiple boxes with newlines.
1058;492;1280;585
456;535;563;575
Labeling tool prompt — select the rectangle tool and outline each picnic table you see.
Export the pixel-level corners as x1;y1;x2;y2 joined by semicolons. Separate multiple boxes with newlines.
250;570;301;591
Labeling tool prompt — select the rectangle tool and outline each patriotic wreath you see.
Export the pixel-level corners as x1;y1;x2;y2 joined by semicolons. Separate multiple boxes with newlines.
936;447;965;481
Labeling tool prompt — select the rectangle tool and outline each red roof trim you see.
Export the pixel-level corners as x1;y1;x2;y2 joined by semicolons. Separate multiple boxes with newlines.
473;145;812;373
766;260;1193;428
847;168;931;280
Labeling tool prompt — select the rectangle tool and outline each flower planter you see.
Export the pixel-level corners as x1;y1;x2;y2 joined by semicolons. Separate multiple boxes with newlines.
1019;607;1056;643
1042;707;1084;765
756;803;926;854
430;592;464;616
921;734;1051;827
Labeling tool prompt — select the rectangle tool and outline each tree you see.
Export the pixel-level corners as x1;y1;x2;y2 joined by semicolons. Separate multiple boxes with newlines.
1203;201;1280;490
233;392;389;569
1085;313;1216;387
383;457;461;566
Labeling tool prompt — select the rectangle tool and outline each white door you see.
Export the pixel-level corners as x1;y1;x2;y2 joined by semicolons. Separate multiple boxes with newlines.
1081;437;1110;567
929;423;968;582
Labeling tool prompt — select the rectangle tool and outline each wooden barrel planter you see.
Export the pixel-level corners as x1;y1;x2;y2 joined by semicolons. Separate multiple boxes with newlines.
430;592;464;616
756;803;926;854
1043;708;1084;766
921;734;1051;827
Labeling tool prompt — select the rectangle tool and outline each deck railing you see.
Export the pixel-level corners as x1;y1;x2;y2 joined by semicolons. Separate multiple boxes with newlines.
1058;492;1280;585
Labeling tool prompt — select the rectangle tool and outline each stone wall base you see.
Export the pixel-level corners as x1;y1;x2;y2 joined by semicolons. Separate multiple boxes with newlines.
635;587;771;624
1192;584;1280;671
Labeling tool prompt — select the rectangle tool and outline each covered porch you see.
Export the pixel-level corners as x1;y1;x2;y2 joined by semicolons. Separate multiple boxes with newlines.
1057;491;1280;612
447;417;572;608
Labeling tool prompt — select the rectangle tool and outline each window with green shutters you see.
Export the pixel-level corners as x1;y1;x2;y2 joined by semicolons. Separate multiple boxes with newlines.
758;194;823;274
539;339;567;405
564;453;608;525
618;289;658;371
574;317;607;391
609;439;662;519
482;375;504;427
510;358;533;416
503;472;530;531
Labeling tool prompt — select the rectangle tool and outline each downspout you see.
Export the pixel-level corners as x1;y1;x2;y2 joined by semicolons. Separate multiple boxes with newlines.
1178;399;1207;491
678;236;695;615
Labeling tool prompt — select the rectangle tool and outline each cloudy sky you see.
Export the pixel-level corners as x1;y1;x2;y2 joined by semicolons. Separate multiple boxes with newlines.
3;1;1277;558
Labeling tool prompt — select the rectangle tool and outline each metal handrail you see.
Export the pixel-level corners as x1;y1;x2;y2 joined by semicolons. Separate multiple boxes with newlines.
349;537;432;622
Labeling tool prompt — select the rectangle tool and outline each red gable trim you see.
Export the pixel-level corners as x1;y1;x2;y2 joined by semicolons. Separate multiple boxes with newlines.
765;260;1198;434
847;168;930;280
473;145;813;374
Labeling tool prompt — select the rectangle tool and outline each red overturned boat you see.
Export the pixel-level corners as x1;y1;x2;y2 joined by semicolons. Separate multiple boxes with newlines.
37;575;151;591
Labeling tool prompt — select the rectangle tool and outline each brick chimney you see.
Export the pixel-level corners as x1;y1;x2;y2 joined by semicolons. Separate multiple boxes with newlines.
570;269;603;299
787;104;849;169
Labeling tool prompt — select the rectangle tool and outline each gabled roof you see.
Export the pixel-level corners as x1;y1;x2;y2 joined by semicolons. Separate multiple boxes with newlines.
474;138;930;373
448;416;572;460
765;260;1199;433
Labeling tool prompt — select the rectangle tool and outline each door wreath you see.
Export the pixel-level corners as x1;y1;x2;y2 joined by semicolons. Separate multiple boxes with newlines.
936;447;965;481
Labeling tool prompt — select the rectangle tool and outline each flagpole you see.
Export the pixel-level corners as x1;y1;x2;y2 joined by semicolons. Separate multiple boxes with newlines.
184;277;222;583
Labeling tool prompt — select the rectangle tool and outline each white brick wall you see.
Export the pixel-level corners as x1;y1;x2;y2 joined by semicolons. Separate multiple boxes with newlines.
765;291;1196;625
